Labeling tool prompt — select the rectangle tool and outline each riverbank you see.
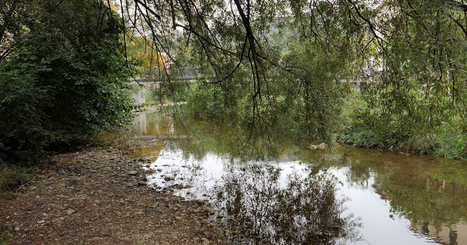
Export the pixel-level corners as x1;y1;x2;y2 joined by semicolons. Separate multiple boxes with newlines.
0;147;228;244
337;91;467;160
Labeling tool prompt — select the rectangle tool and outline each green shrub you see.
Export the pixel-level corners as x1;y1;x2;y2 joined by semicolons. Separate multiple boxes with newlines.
0;0;134;164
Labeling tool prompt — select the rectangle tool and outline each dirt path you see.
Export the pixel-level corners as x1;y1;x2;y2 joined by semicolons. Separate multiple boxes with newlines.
0;147;228;245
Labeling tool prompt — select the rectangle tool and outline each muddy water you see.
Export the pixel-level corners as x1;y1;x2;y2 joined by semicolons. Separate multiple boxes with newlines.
131;112;467;245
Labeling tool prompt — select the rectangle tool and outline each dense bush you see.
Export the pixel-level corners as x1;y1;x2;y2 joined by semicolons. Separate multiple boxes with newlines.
337;90;467;159
0;0;134;164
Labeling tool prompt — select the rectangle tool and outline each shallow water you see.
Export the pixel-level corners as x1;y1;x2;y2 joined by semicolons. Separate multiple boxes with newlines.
130;112;467;244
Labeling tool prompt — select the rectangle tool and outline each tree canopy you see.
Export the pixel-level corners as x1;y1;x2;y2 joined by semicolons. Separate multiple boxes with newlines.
119;0;467;149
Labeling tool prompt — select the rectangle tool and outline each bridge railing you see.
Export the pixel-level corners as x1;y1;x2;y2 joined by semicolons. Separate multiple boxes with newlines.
130;67;203;83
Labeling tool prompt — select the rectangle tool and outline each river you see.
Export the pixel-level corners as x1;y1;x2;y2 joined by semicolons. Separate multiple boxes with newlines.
129;111;467;245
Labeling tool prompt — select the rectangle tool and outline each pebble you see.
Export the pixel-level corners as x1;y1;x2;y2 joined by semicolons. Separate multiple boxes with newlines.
68;178;79;186
9;147;226;244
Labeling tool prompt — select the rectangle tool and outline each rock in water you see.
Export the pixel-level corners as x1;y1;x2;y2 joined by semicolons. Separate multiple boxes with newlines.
310;143;327;150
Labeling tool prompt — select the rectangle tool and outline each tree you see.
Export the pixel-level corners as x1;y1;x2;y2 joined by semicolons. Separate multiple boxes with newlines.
120;0;467;148
0;0;134;164
126;35;168;77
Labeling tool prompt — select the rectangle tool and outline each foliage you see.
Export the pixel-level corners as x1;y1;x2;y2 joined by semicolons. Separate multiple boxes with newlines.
120;0;365;145
342;0;467;156
0;221;13;245
126;36;166;77
0;165;31;194
0;0;134;164
119;0;467;155
338;89;467;159
437;132;467;159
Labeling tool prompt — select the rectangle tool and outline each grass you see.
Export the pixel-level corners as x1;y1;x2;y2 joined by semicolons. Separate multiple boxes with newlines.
0;165;31;197
0;223;13;245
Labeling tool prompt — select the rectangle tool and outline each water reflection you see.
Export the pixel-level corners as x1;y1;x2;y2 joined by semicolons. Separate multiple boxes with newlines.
210;163;362;244
142;147;362;244
414;221;467;245
132;112;176;135
130;112;183;161
132;111;467;245
329;148;467;245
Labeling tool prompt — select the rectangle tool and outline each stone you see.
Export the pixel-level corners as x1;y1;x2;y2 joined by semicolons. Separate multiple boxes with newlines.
37;220;45;224
67;178;79;187
310;143;327;150
66;209;75;215
128;171;138;176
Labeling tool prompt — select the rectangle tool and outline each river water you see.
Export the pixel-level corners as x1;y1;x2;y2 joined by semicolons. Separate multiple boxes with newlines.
130;111;467;245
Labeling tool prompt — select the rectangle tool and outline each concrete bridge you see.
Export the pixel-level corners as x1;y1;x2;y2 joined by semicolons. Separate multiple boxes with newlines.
130;67;202;104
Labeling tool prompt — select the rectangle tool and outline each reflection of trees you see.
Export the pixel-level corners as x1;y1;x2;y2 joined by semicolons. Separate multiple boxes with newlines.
380;173;467;229
158;112;467;242
169;108;333;163
329;148;467;231
210;163;361;244
132;112;180;136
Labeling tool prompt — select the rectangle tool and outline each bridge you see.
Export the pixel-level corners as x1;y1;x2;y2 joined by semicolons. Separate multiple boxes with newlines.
130;67;202;85
129;67;202;104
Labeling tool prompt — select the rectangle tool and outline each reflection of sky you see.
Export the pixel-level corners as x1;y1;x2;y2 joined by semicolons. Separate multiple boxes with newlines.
144;148;309;199
143;144;441;245
333;168;438;245
144;149;226;200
